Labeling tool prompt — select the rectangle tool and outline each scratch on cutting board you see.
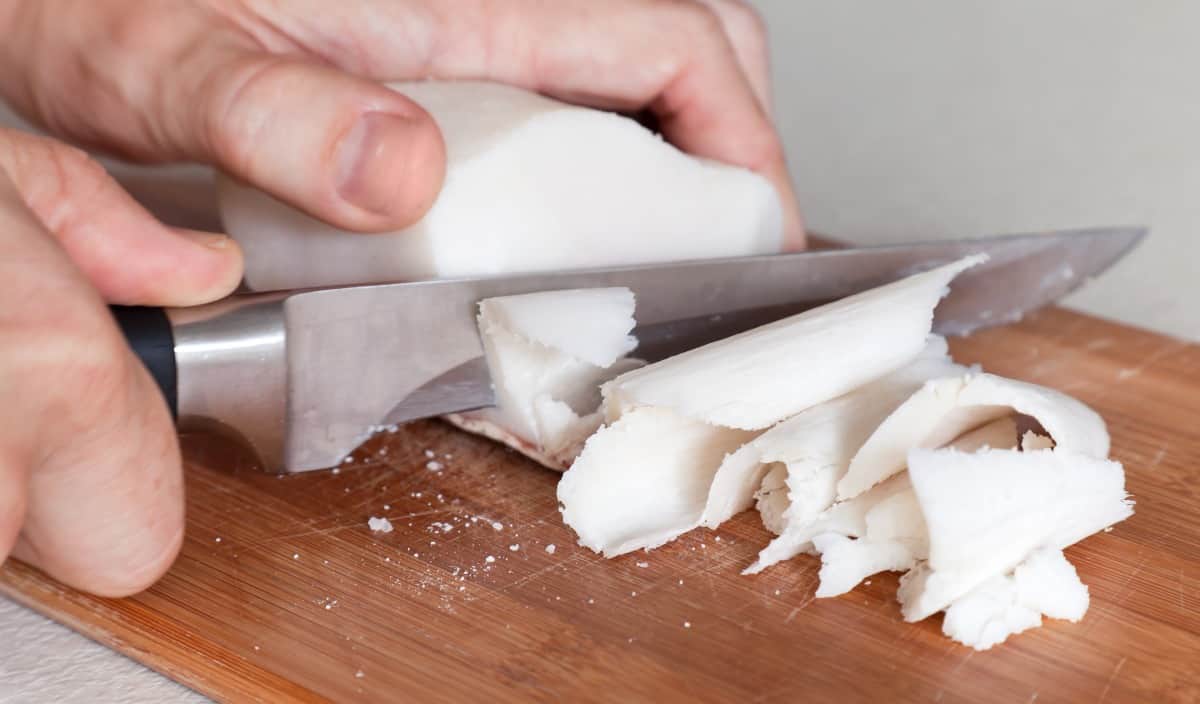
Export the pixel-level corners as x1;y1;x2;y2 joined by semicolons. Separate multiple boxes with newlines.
498;554;581;592
1097;656;1128;703
1115;340;1191;382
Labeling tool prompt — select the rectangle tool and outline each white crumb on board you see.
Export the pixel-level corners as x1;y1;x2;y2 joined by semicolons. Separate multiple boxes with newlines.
492;521;504;531
368;517;394;533
424;449;436;458
292;553;300;560
485;555;496;564
545;544;557;554
510;544;520;552
426;460;444;471
636;561;649;568
684;621;692;629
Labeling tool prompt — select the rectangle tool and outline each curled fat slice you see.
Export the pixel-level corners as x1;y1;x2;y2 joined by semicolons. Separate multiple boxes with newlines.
897;446;1131;622
744;473;914;575
699;340;962;530
479;289;637;368
556;406;755;556
951;416;1019;452
446;288;639;470
754;464;790;535
219;81;783;291
938;548;1089;650
799;417;1017;593
837;372;1110;500
603;257;985;430
812;532;917;598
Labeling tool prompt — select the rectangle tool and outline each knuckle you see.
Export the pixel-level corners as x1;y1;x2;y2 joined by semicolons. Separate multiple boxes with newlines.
198;54;294;176
721;1;769;50
663;0;726;40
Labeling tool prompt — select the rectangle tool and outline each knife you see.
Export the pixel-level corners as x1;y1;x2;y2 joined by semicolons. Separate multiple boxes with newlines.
110;226;1144;474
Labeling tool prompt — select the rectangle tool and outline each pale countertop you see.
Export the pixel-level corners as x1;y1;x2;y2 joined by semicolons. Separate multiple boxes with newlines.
3;1;1196;701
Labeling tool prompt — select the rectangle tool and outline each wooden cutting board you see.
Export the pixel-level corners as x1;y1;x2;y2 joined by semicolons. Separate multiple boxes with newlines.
2;307;1198;703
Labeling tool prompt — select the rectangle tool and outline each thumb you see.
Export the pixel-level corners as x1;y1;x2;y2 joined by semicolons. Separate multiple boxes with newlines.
0;128;243;306
165;51;446;233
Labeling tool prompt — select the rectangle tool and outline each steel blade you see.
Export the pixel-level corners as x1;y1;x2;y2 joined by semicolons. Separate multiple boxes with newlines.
280;225;1143;470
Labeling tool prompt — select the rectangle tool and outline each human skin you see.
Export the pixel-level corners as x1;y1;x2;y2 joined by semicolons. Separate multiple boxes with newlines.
0;0;802;596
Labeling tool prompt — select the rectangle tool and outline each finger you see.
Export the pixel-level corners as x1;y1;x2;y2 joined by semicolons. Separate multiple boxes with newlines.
692;0;774;116
0;450;28;567
0;128;243;306
162;47;446;233
0;175;184;597
259;0;804;244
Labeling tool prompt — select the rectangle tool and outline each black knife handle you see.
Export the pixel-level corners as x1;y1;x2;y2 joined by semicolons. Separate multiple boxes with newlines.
110;306;178;419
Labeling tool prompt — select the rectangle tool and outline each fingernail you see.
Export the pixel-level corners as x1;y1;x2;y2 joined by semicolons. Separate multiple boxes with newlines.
179;229;235;250
336;111;417;216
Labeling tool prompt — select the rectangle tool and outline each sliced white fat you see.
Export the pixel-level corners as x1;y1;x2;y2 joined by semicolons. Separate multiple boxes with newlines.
753;464;790;535
951;416;1020;452
556;406;755;556
836;372;1111;501
479;288;637;368
219;81;783;291
745;472;915;575
560;260;982;557
812;533;917;598
700;339;960;531
897;446;1131;622
603;257;985;430
939;548;1089;651
446;288;639;470
786;417;1018;590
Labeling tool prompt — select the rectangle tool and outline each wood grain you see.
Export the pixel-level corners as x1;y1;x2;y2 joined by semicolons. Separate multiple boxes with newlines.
2;307;1198;703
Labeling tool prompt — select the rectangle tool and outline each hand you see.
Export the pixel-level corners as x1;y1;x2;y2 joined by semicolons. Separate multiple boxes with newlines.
0;127;241;596
0;0;803;596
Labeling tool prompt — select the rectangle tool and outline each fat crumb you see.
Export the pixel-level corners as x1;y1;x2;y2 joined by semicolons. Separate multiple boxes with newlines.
683;621;691;629
636;561;649;568
492;521;504;531
509;544;520;552
545;544;556;554
368;517;394;533
485;555;496;564
343;456;353;464
426;460;444;471
214;537;222;543
331;467;340;475
355;670;364;679
292;553;300;560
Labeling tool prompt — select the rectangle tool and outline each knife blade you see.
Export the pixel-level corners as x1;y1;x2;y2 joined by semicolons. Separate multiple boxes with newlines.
115;225;1143;473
